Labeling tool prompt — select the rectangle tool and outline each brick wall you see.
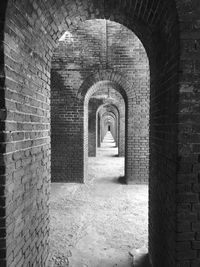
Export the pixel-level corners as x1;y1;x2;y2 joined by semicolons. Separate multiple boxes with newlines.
148;4;180;267
97;113;101;147
88;98;103;157
3;1;54;265
51;70;84;182
175;1;200;266
0;1;8;266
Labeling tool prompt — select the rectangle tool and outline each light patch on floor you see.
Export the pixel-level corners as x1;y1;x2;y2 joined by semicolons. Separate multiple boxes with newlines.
49;132;148;267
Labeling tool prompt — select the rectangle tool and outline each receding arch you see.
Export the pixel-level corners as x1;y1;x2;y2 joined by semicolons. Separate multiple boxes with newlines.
96;103;122;151
101;111;118;145
78;70;130;104
97;103;119;149
82;77;128;182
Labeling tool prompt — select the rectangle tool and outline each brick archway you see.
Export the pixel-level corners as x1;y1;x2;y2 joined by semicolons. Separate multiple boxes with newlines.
78;70;131;103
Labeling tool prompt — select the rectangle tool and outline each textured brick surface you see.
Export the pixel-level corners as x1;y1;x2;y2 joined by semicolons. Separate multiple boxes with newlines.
1;0;200;267
88;98;103;157
175;1;200;266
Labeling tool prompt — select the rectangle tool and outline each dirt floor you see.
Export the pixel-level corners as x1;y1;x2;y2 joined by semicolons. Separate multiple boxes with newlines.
49;132;148;267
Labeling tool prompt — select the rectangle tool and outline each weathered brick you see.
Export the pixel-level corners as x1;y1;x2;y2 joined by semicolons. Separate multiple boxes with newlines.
177;232;195;241
177;250;197;260
176;241;191;251
192;241;200;250
192;223;200;232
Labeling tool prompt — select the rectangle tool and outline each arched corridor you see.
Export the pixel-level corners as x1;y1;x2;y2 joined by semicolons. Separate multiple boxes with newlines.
1;1;200;267
51;19;149;184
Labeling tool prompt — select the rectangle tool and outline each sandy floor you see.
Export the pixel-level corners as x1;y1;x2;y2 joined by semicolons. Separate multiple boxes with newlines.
49;132;148;267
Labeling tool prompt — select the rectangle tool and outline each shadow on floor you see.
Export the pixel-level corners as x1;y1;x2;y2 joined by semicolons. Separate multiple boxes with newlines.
94;176;126;185
102;176;126;185
110;154;119;157
133;254;151;267
104;154;118;157
118;176;126;184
